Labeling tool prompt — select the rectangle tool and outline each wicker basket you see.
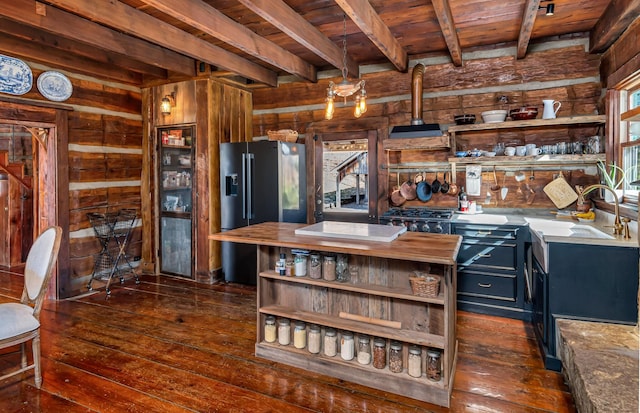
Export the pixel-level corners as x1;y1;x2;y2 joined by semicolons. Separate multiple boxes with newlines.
267;129;299;143
409;274;440;297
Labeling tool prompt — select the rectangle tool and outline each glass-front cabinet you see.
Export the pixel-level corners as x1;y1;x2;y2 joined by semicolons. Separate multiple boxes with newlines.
158;125;195;278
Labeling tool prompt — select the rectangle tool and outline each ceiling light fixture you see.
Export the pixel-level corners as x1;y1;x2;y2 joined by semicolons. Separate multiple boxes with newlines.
539;2;555;16
161;92;175;115
325;14;367;120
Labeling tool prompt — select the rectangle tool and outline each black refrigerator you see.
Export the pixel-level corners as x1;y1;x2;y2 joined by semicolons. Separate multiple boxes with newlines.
220;140;306;284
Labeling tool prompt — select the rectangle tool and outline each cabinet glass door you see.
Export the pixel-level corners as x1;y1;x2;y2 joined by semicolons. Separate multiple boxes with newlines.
158;125;194;278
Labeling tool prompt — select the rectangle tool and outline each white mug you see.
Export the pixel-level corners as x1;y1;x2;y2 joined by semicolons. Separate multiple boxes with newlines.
526;147;542;156
542;99;561;119
515;146;527;156
504;147;516;156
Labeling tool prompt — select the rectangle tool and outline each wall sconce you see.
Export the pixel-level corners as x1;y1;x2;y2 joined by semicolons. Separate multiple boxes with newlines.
539;1;555;16
161;92;175;115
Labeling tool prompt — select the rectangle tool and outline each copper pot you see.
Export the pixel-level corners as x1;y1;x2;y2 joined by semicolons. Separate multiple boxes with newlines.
390;186;406;206
447;182;459;196
400;176;417;201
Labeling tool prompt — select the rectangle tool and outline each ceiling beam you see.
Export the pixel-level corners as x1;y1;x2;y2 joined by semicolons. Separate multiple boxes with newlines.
44;0;278;86
0;17;167;80
590;0;640;53
237;0;359;78
516;0;541;59
139;0;317;82
431;0;463;66
0;32;142;84
0;0;193;77
334;0;408;72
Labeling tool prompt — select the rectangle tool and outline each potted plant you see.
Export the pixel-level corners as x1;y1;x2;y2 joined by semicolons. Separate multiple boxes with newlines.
597;160;625;202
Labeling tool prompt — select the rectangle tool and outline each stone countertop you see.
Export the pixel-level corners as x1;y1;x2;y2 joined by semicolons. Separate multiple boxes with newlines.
452;208;639;248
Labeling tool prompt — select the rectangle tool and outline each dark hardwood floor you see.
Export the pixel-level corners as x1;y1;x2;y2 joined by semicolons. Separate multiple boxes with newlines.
0;270;576;412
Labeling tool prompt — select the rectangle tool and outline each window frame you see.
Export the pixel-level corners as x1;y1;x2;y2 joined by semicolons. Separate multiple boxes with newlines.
612;72;640;206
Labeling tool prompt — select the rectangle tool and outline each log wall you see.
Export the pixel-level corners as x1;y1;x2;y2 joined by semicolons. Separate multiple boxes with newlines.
253;37;605;211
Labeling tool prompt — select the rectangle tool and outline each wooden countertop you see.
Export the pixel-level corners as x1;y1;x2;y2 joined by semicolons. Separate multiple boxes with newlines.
209;222;461;265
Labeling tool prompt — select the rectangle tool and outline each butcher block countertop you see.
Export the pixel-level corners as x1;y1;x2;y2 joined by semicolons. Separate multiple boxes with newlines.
209;222;462;265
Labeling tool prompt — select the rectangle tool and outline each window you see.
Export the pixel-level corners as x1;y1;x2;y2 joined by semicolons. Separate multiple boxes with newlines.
618;73;640;204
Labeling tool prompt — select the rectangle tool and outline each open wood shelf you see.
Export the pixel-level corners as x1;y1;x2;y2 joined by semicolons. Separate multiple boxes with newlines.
447;115;606;132
259;271;445;305
259;304;446;349
448;153;605;166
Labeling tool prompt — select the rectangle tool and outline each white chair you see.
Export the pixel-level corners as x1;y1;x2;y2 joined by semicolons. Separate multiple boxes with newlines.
0;226;62;388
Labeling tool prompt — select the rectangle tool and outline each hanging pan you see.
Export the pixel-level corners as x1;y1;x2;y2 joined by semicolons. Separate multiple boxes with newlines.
416;173;432;202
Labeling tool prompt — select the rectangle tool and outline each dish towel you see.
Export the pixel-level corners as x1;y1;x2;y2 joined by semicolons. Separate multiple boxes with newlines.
466;165;482;196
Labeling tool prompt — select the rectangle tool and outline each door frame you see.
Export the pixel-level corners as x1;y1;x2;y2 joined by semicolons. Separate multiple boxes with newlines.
0;96;70;299
306;117;388;224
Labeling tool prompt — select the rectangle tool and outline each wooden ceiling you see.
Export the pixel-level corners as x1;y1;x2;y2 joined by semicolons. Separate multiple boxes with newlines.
1;0;639;88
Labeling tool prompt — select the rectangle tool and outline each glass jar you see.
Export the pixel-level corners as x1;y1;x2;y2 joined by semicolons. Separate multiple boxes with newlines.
340;332;354;361
293;321;306;349
285;259;294;276
308;324;321;354
372;338;386;369
408;345;422;378
323;255;336;281
324;328;337;357
294;254;307;277
357;336;371;365
426;349;442;381
276;253;286;276
277;318;290;346
264;315;276;343
336;254;349;282
389;341;403;373
309;254;322;279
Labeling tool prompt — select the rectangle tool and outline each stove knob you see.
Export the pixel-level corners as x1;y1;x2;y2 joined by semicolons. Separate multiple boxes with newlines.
433;223;443;233
408;221;418;232
421;223;431;232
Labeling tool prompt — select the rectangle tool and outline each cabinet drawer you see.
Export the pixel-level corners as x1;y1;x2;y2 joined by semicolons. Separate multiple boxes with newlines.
458;270;516;301
457;240;517;270
453;225;519;240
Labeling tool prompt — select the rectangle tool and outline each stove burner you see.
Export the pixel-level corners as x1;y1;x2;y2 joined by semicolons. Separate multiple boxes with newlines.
379;207;453;233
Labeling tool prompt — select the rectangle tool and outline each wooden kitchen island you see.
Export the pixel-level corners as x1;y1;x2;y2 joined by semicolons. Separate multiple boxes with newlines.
209;222;462;407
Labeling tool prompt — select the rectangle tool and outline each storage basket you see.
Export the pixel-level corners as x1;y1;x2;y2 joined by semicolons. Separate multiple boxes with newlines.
267;129;299;143
409;273;440;297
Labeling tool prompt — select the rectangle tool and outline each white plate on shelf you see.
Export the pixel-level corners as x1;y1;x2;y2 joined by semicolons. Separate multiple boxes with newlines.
37;71;72;101
0;54;32;95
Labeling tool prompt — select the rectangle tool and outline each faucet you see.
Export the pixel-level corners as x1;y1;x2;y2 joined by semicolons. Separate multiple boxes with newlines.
581;184;625;237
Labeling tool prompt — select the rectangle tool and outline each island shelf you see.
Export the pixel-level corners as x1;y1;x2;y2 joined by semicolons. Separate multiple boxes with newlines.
209;222;461;407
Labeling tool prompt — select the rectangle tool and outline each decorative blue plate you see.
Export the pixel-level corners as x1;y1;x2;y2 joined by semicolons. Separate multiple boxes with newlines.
37;71;72;102
0;54;33;96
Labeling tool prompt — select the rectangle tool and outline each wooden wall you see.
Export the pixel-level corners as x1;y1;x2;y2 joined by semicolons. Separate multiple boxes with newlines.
0;61;144;299
253;37;605;212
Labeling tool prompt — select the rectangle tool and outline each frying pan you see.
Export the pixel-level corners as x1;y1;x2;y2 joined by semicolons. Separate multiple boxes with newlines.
400;174;417;200
416;176;432;202
440;172;450;194
431;172;441;193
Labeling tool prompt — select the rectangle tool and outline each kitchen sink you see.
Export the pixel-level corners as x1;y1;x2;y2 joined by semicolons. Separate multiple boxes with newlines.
524;218;614;239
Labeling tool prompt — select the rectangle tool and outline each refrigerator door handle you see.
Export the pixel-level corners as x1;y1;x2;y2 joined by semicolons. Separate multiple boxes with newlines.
242;153;247;219
247;153;255;219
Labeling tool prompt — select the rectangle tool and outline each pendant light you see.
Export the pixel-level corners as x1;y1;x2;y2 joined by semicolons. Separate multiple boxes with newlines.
325;14;367;120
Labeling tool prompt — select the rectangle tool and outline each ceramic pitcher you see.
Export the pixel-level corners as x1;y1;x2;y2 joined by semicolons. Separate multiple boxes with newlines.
542;99;561;119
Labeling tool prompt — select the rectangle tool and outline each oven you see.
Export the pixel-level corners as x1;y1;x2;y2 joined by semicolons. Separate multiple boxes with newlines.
379;207;454;234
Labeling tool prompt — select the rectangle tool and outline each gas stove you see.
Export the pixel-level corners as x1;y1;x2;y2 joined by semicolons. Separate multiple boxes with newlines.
379;207;454;234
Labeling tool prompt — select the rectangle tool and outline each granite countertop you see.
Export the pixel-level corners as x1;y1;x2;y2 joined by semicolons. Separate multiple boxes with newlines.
452;208;639;248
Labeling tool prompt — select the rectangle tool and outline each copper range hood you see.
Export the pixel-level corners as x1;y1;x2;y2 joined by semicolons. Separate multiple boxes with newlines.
389;64;442;138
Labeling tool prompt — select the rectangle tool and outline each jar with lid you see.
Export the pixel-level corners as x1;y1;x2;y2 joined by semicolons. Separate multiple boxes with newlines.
294;254;307;277
372;338;386;369
276;253;286;276
336;254;350;282
340;331;354;361
309;254;322;279
426;349;442;381
308;324;321;354
408;345;422;378
277;318;291;346
323;255;336;281
293;321;306;349
357;336;371;365
264;315;276;343
324;328;337;357
389;341;403;373
285;258;294;276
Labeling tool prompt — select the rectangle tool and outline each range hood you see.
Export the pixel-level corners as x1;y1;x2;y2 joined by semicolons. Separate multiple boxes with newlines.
389;63;443;138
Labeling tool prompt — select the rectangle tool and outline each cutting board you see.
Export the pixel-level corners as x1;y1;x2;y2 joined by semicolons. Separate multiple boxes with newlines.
294;221;407;242
543;174;578;209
